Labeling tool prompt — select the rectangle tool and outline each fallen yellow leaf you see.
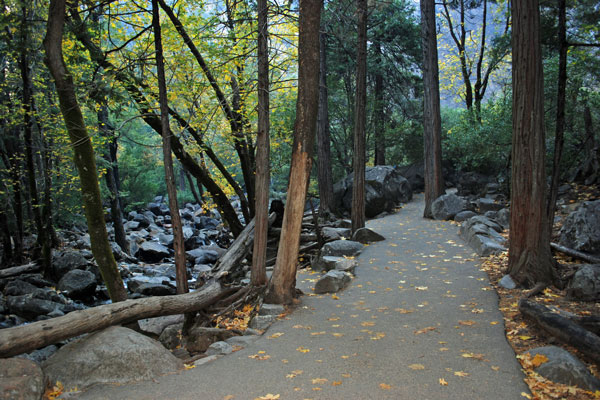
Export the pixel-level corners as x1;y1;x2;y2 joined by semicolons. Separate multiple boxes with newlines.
255;394;280;400
408;364;425;370
454;371;469;377
459;320;476;326
312;378;327;384
379;383;392;390
439;378;448;386
184;364;196;370
331;294;340;300
332;381;342;386
296;346;310;353
268;332;284;339
414;326;436;335
531;353;548;367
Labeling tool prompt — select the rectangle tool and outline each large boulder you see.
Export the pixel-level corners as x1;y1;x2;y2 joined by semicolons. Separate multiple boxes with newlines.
57;269;97;300
456;171;491;197
0;358;45;400
459;216;506;256
3;280;38;297
135;241;170;263
6;295;64;320
431;193;467;220
351;228;385;244
321;240;363;258
184;326;236;353
567;264;600;301
42;326;183;391
314;270;352;294
50;250;89;281
311;256;358;274
528;346;600;391
333;166;412;218
559;200;600;255
396;163;425;192
186;248;219;264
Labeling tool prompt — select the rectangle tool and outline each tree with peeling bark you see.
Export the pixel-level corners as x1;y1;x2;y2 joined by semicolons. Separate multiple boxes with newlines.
251;0;270;286
351;0;367;234
266;0;322;304
43;0;127;302
152;0;188;295
420;0;445;219
508;0;558;287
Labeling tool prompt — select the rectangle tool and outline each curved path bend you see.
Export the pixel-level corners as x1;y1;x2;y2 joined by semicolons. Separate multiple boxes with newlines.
79;193;529;400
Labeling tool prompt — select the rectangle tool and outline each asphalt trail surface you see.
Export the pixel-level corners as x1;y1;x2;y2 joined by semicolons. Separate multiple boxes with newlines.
79;193;529;400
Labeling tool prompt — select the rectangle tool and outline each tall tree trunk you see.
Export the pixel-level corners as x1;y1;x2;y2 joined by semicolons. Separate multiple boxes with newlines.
421;0;445;218
251;0;270;287
317;28;334;215
508;0;557;287
546;0;567;228
19;5;44;262
44;0;127;302
266;0;322;304
373;40;386;166
152;0;188;295
351;0;367;234
98;106;129;255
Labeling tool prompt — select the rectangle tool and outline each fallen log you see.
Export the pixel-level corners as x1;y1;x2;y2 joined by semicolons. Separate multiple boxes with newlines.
519;299;600;365
550;242;600;264
0;262;41;279
546;305;600;336
0;280;235;358
213;213;276;280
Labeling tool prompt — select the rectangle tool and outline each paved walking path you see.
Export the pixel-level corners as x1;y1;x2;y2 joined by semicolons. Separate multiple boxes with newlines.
79;193;529;399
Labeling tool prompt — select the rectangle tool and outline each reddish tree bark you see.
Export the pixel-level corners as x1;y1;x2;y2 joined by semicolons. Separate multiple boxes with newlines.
508;0;557;286
351;0;367;234
420;0;445;218
266;0;322;304
251;0;270;286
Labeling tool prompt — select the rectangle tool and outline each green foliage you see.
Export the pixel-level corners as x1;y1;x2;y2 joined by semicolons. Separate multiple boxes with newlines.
441;94;512;175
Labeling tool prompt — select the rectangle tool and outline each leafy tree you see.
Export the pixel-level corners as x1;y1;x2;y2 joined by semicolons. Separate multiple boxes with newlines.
438;0;511;115
44;0;128;302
